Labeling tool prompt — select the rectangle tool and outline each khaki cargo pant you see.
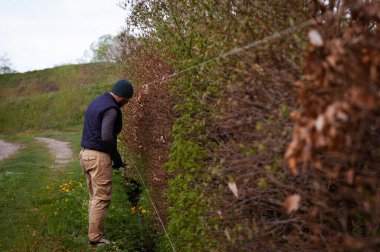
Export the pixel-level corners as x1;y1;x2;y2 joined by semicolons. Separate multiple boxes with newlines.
79;149;112;242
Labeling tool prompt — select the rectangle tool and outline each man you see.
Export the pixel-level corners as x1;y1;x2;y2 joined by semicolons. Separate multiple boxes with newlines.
79;79;133;245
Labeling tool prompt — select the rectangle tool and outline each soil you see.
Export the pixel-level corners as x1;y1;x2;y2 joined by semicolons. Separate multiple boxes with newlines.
0;140;22;161
35;137;73;168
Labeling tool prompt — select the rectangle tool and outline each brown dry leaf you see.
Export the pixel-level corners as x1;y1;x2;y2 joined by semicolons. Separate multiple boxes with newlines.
363;201;371;212
308;29;324;47
228;182;239;198
315;115;325;132
343;235;366;250
290;111;301;121
309;208;319;221
287;157;298;176
370;64;378;81
284;194;301;214
348;88;377;110
346;169;355;185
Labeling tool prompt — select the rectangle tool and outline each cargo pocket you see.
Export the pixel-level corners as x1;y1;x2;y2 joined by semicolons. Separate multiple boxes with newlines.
81;155;98;172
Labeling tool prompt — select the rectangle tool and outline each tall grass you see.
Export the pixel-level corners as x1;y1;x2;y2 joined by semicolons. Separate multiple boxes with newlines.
0;63;119;133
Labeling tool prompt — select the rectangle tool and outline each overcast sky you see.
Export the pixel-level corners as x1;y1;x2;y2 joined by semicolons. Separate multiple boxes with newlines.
0;0;128;73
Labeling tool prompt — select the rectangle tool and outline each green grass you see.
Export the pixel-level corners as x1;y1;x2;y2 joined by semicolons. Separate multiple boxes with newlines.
0;134;53;251
0;63;117;96
0;63;119;133
0;131;157;251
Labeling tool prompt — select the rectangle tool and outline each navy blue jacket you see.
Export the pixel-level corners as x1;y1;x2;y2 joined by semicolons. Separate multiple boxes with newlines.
81;92;123;166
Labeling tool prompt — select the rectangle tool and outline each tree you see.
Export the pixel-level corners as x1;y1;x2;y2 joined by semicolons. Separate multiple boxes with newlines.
78;33;140;64
80;34;123;63
0;54;17;74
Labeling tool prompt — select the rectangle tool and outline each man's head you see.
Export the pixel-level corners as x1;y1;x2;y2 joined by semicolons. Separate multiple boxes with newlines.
110;79;133;107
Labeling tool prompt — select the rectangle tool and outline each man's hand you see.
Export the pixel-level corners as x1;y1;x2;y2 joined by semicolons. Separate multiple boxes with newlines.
113;163;130;178
112;162;125;169
112;162;129;170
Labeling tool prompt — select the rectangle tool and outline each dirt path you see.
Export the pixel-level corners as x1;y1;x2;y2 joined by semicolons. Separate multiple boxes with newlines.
0;140;22;161
35;137;73;168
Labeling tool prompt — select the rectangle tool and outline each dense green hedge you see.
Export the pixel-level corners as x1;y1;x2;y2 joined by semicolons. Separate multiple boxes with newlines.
119;1;310;251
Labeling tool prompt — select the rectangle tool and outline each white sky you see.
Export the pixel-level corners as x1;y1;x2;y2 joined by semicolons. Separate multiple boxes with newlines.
0;0;129;72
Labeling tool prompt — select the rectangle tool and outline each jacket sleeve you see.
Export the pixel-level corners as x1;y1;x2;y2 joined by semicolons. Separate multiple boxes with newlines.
101;108;123;168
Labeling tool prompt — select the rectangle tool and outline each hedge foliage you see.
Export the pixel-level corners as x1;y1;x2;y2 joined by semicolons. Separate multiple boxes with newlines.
118;1;380;251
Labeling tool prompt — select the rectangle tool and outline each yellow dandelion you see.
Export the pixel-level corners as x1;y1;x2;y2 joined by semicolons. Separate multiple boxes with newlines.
141;209;147;214
65;188;69;192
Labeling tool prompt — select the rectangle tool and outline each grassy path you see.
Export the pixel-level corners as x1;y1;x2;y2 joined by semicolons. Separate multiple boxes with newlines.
0;132;158;252
0;135;53;251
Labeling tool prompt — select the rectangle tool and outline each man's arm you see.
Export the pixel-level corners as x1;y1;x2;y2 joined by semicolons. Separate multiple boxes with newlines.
101;108;124;168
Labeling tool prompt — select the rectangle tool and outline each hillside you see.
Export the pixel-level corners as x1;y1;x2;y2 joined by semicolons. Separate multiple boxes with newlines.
0;62;119;133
